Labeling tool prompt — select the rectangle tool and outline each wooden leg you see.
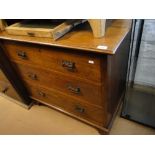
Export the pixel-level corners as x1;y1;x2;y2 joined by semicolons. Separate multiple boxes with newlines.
97;128;109;135
34;101;43;106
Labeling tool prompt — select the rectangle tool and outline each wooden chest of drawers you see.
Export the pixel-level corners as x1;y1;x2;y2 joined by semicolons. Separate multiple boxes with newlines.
0;20;132;134
3;40;107;126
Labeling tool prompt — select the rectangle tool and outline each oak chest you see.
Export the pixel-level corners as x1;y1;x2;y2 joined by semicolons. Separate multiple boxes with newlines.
0;20;132;134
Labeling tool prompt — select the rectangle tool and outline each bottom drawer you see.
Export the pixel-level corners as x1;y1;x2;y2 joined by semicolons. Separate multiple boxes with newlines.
0;80;22;102
27;84;106;126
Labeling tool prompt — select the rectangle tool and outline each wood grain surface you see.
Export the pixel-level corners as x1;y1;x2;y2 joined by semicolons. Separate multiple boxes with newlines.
0;20;132;54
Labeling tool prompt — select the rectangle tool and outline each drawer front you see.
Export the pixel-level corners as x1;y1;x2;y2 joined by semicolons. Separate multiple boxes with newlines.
0;80;22;101
27;84;106;125
3;41;41;64
13;62;104;107
3;41;102;82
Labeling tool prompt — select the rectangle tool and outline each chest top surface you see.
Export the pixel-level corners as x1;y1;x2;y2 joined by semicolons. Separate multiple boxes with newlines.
0;19;132;55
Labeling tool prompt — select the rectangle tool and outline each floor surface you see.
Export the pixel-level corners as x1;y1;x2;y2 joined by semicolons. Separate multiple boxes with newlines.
0;95;155;135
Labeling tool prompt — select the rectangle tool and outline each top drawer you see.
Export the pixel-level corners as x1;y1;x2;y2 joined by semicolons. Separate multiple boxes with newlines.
3;41;103;83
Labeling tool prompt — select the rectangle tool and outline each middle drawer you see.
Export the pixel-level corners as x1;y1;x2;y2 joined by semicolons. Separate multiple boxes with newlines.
13;62;104;107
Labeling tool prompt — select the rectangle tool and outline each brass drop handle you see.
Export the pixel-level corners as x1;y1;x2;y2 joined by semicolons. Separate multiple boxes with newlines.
67;85;80;94
62;60;75;71
75;105;85;113
17;51;27;59
28;73;37;80
38;91;46;97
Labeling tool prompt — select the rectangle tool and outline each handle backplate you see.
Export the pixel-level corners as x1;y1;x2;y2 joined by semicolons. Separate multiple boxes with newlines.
62;60;75;72
17;51;27;59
